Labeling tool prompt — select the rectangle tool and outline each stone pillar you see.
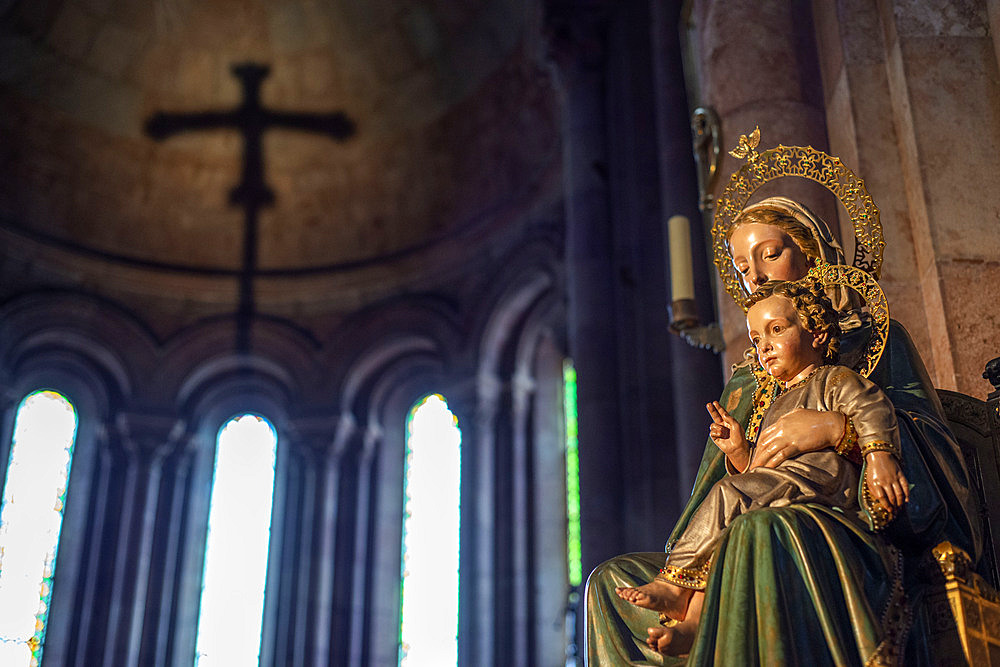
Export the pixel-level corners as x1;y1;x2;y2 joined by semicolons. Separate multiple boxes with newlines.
811;0;936;377
603;0;692;548
690;0;834;371
545;0;628;576
871;0;1000;395
102;410;184;667
650;0;725;502
509;368;535;667
285;413;343;667
327;423;365;667
347;424;379;667
449;374;498;665
64;429;116;665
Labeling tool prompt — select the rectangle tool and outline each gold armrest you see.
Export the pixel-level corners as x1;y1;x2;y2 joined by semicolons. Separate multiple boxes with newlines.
925;542;1000;665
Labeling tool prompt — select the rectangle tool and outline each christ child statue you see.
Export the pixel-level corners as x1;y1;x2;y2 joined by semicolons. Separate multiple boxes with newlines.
615;277;910;654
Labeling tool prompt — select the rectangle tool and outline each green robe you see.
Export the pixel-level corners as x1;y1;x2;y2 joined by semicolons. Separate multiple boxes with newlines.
584;321;981;666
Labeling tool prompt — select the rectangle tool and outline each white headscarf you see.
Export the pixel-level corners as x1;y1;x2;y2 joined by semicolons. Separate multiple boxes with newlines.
737;196;861;319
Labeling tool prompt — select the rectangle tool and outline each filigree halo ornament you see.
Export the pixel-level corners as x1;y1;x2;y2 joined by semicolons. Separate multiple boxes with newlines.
802;262;889;379
713;128;885;309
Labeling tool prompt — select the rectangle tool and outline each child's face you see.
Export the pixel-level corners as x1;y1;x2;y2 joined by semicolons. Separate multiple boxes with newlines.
746;294;826;383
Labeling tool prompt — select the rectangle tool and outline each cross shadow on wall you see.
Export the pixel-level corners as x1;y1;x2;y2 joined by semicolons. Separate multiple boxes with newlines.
146;62;356;353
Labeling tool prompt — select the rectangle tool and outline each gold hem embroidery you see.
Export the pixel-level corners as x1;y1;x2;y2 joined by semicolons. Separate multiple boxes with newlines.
864;545;911;667
836;416;862;464
861;476;894;531
747;364;782;445
860;438;901;459
657;563;711;591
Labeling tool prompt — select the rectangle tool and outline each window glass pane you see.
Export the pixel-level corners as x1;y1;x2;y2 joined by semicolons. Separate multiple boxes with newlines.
563;362;582;587
399;395;461;667
195;414;277;667
0;390;79;667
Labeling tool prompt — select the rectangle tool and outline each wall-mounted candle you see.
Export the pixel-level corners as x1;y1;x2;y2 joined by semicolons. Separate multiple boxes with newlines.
667;215;695;302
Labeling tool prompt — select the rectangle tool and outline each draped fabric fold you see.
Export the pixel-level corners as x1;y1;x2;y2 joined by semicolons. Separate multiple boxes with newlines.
585;319;980;666
586;196;979;665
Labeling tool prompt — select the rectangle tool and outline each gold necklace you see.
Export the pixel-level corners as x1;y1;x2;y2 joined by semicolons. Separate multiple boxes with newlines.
782;365;826;391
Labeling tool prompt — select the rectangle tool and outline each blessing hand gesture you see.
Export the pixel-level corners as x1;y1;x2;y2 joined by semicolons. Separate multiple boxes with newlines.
707;401;750;472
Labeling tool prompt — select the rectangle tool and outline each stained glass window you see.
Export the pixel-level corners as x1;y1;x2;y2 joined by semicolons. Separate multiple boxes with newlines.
194;414;278;667
563;362;582;587
399;394;461;667
0;390;79;667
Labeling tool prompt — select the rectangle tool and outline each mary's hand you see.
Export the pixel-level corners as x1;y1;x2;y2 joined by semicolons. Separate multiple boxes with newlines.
750;408;845;469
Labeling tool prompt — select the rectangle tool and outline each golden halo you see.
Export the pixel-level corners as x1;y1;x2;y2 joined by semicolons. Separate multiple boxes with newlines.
805;263;889;378
712;139;885;308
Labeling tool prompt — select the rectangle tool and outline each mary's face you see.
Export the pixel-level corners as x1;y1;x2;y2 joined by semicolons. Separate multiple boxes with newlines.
728;222;811;293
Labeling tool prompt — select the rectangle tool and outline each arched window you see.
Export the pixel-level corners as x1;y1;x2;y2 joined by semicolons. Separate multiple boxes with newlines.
399;394;462;666
0;390;79;667
563;361;584;663
194;414;278;667
563;361;582;588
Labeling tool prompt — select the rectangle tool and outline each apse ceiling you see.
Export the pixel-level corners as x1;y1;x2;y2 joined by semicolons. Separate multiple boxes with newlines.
0;0;560;292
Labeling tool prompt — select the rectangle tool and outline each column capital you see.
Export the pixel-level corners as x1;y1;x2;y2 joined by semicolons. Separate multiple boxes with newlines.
114;410;187;461
288;412;343;447
288;411;357;461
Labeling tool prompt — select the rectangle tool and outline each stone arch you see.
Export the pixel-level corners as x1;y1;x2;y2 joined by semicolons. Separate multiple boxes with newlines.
330;351;455;666
0;347;115;667
306;299;461;665
161;318;322;410
170;371;295;667
0;291;156;403
472;238;561;378
449;236;568;666
320;293;465;402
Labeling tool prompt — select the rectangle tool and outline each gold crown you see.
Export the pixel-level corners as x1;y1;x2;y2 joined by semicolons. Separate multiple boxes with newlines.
712;129;885;308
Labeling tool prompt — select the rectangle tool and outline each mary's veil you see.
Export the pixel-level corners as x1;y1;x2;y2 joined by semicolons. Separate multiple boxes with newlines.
739;196;864;319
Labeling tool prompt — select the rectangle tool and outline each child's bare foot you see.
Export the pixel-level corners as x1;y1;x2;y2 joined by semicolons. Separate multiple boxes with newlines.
614;580;694;621
646;625;695;656
645;590;703;656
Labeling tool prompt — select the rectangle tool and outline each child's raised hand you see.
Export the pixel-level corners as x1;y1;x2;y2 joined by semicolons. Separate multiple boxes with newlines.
864;451;910;513
707;401;749;471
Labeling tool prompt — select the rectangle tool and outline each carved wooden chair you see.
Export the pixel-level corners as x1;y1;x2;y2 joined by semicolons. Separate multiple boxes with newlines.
926;356;1000;664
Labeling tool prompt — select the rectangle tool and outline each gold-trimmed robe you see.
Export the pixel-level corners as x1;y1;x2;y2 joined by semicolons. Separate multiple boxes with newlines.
663;365;897;588
584;321;981;667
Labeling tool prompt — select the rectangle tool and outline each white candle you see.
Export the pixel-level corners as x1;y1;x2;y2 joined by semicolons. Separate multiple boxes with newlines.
667;215;695;302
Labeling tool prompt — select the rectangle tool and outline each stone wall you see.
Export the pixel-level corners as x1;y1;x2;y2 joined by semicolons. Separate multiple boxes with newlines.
815;0;1000;397
690;0;1000;397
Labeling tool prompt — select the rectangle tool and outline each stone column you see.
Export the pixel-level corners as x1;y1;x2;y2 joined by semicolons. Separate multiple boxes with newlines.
326;423;366;667
283;413;343;667
690;0;834;371
102;410;184;667
545;0;627;575
448;374;498;666
811;0;936;375
650;0;725;501
347;423;380;667
509;368;535;667
871;0;1000;395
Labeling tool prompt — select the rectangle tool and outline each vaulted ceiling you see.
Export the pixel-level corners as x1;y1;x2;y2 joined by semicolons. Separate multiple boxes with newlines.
0;0;561;335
